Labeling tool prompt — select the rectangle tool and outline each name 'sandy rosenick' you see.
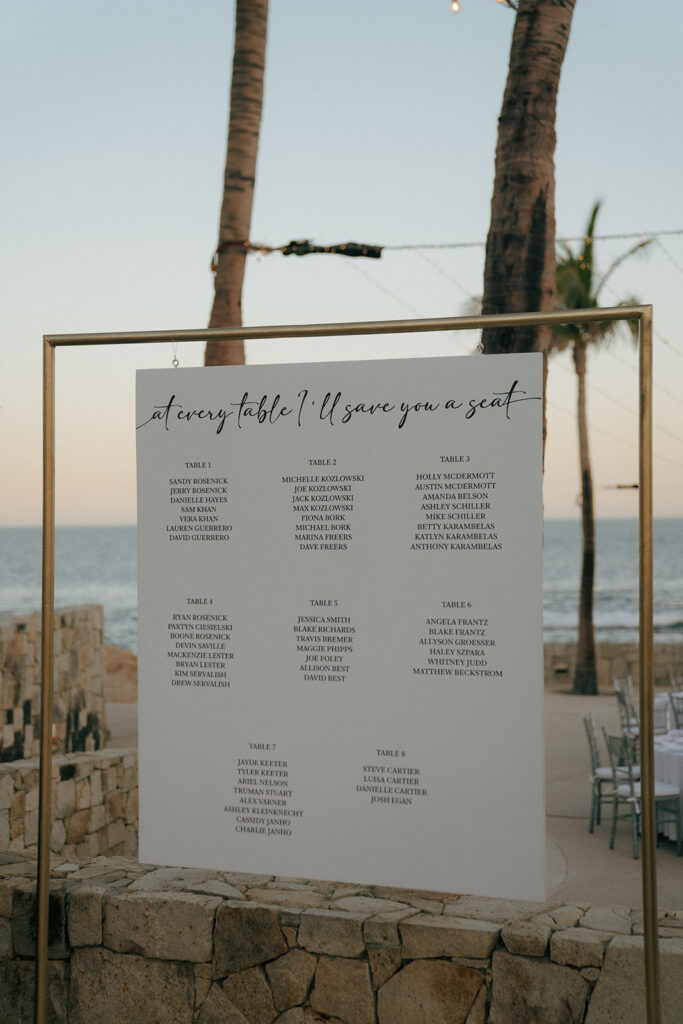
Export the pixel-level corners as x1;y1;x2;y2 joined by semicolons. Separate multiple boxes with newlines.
137;381;540;435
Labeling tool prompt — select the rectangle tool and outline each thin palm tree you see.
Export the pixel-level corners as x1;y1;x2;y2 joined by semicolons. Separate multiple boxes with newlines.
481;0;577;359
550;202;650;695
205;0;269;367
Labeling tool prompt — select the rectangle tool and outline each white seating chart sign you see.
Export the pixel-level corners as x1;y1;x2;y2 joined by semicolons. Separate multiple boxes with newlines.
136;353;546;899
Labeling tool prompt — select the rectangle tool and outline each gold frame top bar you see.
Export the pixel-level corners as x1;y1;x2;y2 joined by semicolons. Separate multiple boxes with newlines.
44;306;644;347
37;306;657;1024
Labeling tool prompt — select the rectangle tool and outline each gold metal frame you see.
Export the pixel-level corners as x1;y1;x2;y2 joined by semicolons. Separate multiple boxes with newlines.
36;306;658;1023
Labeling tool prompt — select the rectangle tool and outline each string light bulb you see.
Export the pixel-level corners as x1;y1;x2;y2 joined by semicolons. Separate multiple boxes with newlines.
451;0;518;10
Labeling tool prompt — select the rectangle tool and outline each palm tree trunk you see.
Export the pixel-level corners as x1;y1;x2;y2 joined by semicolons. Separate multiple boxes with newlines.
481;0;576;357
205;0;269;367
572;341;598;695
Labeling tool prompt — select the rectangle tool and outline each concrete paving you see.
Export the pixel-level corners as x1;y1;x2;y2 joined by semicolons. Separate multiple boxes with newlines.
105;703;138;748
544;687;682;910
105;688;683;911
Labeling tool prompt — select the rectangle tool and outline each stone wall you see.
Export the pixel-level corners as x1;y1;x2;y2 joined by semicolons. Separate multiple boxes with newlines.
0;750;137;860
544;642;683;692
0;606;106;762
1;853;682;1024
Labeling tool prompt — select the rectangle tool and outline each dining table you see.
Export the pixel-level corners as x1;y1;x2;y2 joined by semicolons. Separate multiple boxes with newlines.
653;729;683;842
654;693;670;733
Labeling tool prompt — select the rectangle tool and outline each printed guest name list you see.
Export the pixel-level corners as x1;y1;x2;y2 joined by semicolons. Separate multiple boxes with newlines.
136;353;546;900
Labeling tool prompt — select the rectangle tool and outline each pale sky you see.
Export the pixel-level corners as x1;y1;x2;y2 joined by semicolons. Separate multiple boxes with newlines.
1;0;681;525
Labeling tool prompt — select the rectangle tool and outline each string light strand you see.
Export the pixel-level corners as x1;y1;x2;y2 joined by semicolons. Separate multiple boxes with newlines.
342;260;475;354
451;0;518;12
382;229;683;251
342;259;424;318
220;227;683;260
413;249;477;301
552;360;683;444
601;283;683;368
655;236;683;279
546;396;683;472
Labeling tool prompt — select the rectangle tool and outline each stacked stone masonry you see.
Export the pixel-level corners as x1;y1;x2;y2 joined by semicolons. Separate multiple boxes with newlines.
0;606;107;762
1;854;682;1023
0;749;137;861
544;641;683;691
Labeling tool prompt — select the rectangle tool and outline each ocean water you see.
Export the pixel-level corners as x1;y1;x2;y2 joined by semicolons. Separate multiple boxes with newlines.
543;518;682;644
0;520;681;651
0;526;139;651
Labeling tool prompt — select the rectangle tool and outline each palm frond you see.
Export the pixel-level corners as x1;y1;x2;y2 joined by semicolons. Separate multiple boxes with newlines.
554;201;647;353
460;294;483;317
595;238;653;299
547;326;576;355
614;296;641;345
585;202;601;242
556;263;592;311
557;239;576;263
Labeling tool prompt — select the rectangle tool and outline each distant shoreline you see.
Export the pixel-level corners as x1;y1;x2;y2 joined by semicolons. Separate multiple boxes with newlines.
3;521;681;648
105;641;683;704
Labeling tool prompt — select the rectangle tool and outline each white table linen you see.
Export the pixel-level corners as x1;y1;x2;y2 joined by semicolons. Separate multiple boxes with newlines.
653;730;683;841
654;694;670;733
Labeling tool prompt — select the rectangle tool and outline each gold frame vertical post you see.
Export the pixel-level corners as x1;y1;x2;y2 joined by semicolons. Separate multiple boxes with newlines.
638;306;661;1024
35;339;55;1024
